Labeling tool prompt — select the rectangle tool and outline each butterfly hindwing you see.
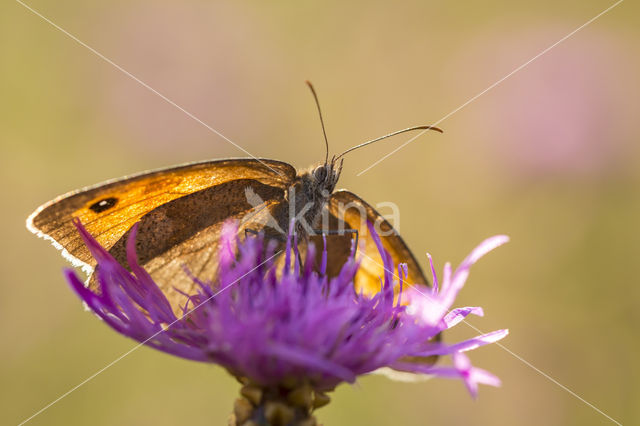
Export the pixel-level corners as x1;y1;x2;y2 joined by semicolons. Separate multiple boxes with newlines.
308;190;429;295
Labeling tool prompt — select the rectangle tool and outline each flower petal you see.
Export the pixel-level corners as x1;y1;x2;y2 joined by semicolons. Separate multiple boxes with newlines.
443;306;484;329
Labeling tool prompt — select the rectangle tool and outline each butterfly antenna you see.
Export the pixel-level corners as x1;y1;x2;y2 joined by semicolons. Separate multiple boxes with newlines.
306;80;330;164
335;125;443;160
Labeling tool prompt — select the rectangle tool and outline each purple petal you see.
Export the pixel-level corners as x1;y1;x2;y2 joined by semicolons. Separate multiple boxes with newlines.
218;220;238;269
451;235;509;291
444;329;509;355
454;352;502;398
443;307;484;328
426;253;439;294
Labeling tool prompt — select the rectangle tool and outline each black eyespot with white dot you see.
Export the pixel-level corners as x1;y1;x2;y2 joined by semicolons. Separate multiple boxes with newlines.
89;197;118;213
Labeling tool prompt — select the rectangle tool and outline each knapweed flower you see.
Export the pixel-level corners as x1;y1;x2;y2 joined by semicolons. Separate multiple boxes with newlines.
66;219;508;425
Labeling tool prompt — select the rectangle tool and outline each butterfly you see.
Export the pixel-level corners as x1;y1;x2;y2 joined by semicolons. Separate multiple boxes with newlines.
26;82;442;313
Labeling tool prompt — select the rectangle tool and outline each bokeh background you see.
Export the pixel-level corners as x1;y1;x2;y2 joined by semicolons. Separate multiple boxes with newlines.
2;1;639;425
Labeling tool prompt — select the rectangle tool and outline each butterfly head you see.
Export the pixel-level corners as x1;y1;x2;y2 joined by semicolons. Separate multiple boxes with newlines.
312;157;343;195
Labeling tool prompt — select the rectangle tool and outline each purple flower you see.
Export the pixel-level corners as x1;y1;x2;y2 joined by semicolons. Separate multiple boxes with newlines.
66;218;508;401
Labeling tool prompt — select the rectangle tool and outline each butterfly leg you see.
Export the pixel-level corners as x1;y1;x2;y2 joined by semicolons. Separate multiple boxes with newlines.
245;227;309;269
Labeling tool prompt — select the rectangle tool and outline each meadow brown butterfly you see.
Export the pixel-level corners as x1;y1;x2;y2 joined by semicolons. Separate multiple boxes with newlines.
26;82;442;311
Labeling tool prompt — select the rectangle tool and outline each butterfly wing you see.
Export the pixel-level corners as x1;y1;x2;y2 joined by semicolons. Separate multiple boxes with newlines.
27;159;296;309
315;190;439;370
311;190;430;295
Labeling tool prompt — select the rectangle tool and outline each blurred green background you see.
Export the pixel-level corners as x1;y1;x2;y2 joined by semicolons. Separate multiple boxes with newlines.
2;1;639;425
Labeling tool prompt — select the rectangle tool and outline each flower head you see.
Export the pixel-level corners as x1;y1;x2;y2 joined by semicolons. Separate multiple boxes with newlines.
66;218;508;418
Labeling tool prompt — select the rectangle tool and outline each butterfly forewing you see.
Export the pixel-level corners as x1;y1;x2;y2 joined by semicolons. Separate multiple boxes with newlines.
28;159;296;310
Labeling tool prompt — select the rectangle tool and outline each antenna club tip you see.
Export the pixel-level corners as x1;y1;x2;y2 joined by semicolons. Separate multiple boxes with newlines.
426;126;444;133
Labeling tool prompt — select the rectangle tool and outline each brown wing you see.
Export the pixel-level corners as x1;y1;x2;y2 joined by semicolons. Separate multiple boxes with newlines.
27;159;295;311
310;190;430;296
